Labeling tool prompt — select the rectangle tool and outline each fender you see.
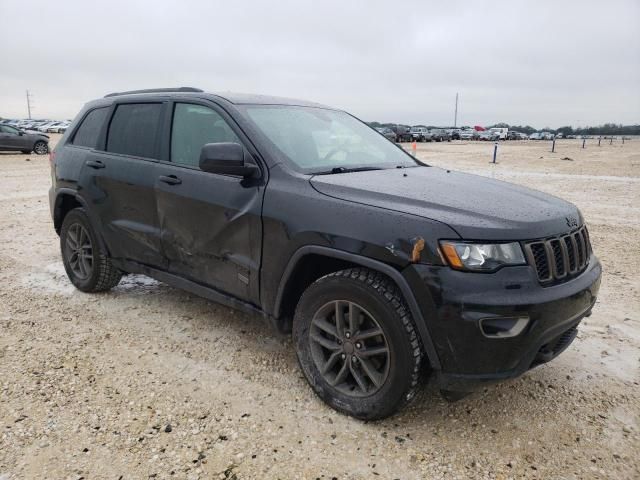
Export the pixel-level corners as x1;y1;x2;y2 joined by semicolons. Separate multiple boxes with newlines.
274;245;442;370
52;188;111;256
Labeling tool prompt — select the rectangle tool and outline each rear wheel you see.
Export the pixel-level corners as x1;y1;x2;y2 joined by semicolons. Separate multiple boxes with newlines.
60;208;122;292
33;141;48;155
294;268;424;420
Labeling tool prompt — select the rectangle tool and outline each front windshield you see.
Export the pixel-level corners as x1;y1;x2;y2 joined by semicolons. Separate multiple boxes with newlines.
243;105;418;173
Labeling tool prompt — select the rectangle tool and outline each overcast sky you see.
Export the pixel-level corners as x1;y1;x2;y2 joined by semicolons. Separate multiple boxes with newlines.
1;0;638;127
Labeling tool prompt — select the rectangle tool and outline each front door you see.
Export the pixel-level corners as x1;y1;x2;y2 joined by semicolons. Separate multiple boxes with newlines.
0;125;26;150
155;102;264;304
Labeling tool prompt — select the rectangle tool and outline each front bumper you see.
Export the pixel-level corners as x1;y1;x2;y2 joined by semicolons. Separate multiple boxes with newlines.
404;255;602;391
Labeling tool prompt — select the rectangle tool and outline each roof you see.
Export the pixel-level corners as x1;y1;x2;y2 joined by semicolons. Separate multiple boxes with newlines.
209;92;330;108
102;87;333;109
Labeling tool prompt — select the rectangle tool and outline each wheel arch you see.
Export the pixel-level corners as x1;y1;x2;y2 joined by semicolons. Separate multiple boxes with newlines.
53;191;83;233
274;245;441;370
52;191;111;256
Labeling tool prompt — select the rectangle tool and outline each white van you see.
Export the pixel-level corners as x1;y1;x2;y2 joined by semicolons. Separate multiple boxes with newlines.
489;127;508;140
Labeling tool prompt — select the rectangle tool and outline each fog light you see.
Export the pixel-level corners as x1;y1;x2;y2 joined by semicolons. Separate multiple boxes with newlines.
479;316;529;338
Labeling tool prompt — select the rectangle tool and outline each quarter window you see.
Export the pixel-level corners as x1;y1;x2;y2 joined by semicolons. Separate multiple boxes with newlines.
72;107;109;148
171;103;241;167
107;103;163;158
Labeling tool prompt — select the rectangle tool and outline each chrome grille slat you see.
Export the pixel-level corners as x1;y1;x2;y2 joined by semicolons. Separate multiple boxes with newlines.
524;226;591;285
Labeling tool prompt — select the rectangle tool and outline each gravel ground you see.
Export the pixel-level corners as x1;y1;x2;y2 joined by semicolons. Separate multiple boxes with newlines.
0;136;638;479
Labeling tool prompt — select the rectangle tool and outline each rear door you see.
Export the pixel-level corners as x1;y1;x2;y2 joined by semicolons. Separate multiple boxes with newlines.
78;102;167;268
154;101;264;304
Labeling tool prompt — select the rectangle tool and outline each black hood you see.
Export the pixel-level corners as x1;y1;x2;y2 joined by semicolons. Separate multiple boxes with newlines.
310;166;582;241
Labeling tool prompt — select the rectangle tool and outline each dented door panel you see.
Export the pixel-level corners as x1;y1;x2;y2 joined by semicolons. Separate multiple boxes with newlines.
155;164;263;304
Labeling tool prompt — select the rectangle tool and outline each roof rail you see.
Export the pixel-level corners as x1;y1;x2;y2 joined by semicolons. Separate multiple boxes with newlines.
104;87;204;98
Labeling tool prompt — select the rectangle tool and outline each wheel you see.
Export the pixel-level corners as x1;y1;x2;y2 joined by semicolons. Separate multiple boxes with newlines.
294;268;424;420
60;208;122;292
33;141;48;155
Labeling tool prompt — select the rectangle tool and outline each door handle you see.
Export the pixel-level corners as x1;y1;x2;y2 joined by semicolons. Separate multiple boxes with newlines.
86;160;105;169
158;175;182;185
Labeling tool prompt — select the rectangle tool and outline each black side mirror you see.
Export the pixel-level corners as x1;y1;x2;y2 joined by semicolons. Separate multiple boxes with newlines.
199;143;259;178
18;131;24;136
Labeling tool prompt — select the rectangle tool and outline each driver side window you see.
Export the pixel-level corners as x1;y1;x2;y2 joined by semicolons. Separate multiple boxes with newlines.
1;125;19;135
171;103;241;167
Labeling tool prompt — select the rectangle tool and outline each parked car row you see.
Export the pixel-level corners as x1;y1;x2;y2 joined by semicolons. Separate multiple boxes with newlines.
376;125;457;143
0;118;71;134
372;123;608;144
374;125;539;143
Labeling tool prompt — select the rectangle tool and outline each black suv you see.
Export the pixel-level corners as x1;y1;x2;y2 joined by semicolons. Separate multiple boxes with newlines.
49;88;601;420
388;124;412;143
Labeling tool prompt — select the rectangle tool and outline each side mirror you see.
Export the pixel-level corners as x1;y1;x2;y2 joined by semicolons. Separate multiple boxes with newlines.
18;131;24;136
199;143;259;178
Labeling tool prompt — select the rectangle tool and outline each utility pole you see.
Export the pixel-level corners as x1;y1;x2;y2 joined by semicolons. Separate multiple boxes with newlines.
26;90;34;119
454;92;458;128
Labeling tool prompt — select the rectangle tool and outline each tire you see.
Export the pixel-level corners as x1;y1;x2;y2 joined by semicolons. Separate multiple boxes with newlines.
33;141;48;155
293;268;424;420
60;208;122;292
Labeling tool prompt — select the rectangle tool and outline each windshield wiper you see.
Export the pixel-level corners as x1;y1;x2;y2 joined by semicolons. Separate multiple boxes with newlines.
313;166;386;175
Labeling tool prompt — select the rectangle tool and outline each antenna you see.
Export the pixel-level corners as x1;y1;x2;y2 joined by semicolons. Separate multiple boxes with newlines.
454;92;458;128
26;90;34;119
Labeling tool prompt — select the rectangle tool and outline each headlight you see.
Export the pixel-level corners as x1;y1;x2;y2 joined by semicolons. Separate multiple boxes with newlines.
439;241;526;271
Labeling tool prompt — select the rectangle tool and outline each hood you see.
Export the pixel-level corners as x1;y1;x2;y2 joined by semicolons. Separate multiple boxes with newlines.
25;130;49;138
310;166;582;241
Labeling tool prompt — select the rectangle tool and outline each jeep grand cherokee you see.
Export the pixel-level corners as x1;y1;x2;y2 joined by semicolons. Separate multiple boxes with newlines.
49;87;601;419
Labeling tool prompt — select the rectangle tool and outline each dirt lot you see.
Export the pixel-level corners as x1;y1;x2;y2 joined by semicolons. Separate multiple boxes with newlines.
1;136;638;479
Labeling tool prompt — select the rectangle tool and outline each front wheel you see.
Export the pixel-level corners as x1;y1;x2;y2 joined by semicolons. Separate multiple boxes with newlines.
33;141;49;155
294;268;424;420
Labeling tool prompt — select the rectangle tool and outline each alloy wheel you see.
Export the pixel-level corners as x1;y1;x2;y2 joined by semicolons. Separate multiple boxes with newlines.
34;142;48;155
309;300;390;397
64;223;93;280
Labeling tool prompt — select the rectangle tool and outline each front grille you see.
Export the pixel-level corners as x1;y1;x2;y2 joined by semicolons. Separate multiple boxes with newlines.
524;226;591;285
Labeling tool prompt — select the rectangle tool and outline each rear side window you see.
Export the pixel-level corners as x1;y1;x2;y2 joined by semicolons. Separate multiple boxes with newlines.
72;107;108;148
171;103;241;167
107;103;163;158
